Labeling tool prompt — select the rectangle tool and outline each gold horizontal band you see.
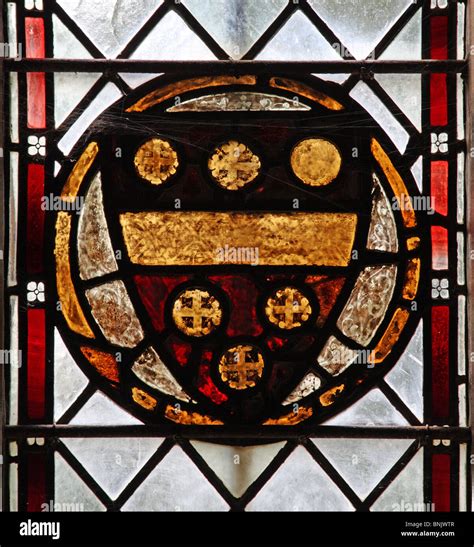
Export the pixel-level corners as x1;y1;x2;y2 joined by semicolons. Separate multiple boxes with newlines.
120;211;357;267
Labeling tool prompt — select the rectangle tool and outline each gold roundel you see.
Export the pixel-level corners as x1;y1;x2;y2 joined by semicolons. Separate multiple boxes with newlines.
219;345;265;390
208;140;261;190
265;287;312;330
134;138;178;185
291;138;341;186
172;288;222;337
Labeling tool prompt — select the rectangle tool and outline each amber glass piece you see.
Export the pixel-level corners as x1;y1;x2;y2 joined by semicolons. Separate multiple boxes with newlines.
61;142;98;201
371;138;416;228
406;236;420;251
263;406;313;425
132;387;157;410
164;405;223;425
54;213;94;338
265;287;312;330
219;345;264;390
126;75;257;112
402;258;420;301
134;138;178;185
208;140;261;190
269;77;344;111
172;288;223;337
369;308;410;364
305;275;345;327
319;384;344;407
80;346;119;382
121;211;357;267
291;138;341;186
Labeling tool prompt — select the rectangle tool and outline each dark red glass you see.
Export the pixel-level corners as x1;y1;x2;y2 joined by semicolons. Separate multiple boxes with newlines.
432;454;451;512
27;452;46;512
209;275;262;336
27;309;46;420
134;275;189;331
27;164;45;274
431;306;449;421
430;74;448;126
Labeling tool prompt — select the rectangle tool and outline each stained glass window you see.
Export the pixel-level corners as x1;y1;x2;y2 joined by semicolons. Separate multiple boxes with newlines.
1;0;471;518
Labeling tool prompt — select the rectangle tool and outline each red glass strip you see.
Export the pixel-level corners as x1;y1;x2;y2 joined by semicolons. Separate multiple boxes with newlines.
431;161;448;216
25;18;46;129
431;226;448;270
430;16;448;60
432;454;451;512
27;309;46;420
430;73;448;126
27;452;46;512
27;164;45;274
431;306;449;421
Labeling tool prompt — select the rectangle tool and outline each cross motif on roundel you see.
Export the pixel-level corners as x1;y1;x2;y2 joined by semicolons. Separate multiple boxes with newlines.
172;288;222;337
219;345;265;390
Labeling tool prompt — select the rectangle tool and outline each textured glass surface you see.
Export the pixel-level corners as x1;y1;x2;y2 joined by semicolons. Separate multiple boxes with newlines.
323;388;409;427
70;391;141;426
167;91;311;112
54;328;88;422
132;347;192;402
385;320;423;422
350;82;410;153
122;446;229;511
55;453;106;511
86;280;144;348
371;450;424;511
62;437;162;499
375;74;421;131
7;152;18;286
56;0;163;58
457;2;465;59
120;11;215;88
183;0;287;59
9;463;18;512
58;83;122;155
77;173;118;280
308;0;413;59
457;232;465;286
315;439;413;500
458;295;466;376
318;336;357;376
410;156;423;192
457;153;465;224
282;372;321;405
458;384;467;427
247;447;353;511
8;73;18;143
457;74;465;140
190;441;286;498
337;264;397;346
379;10;421;60
366;173;398;252
257;11;342;61
8;296;19;425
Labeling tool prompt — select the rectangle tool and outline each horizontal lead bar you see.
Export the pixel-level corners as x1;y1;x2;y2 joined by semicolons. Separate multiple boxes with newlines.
4;425;471;440
3;58;467;73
